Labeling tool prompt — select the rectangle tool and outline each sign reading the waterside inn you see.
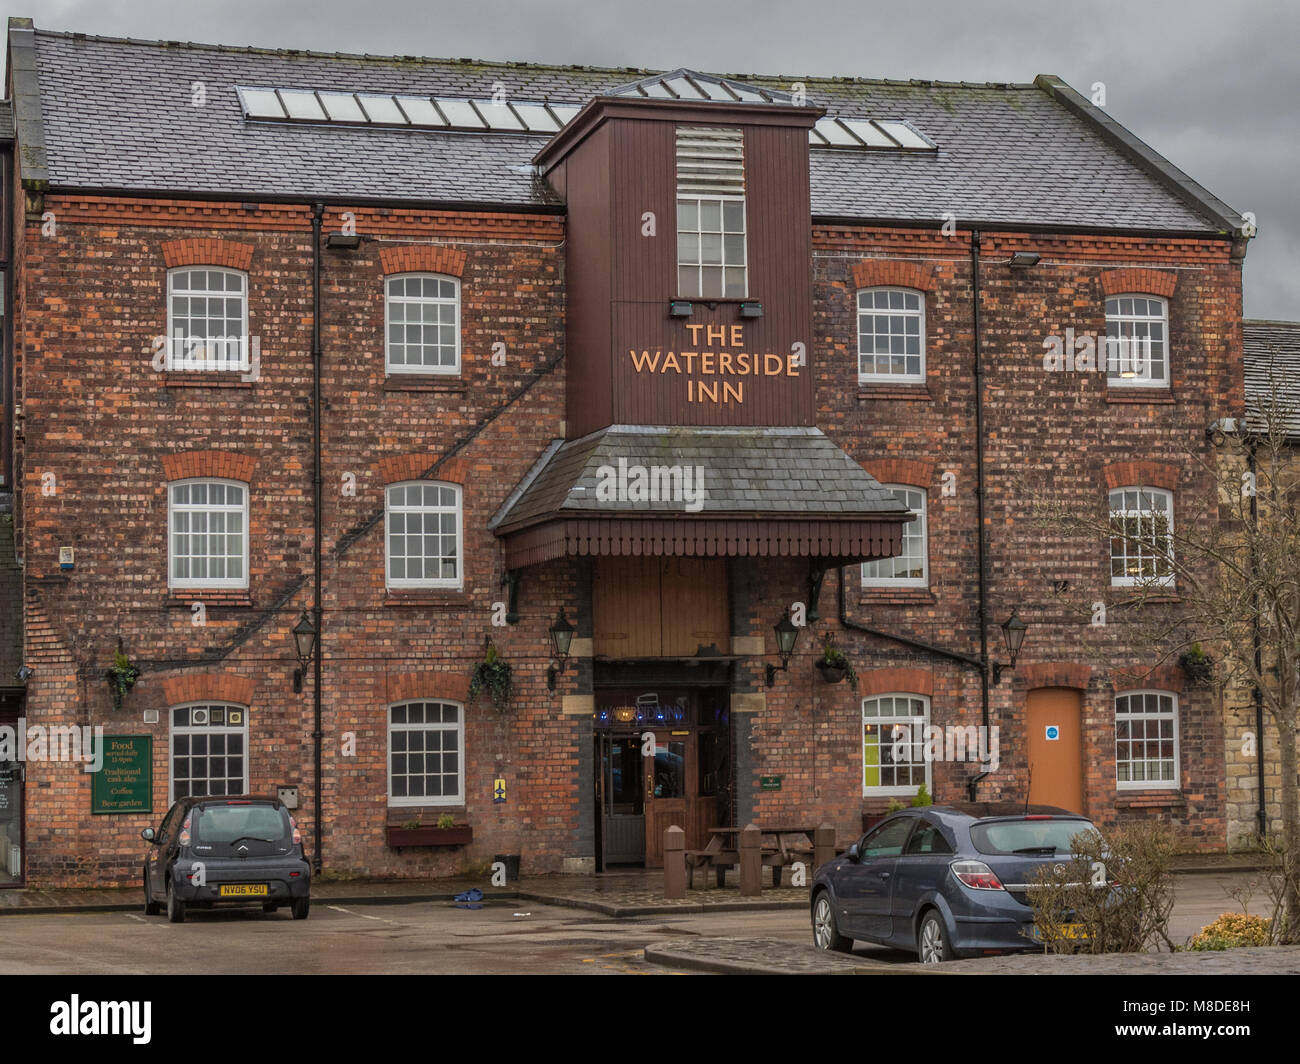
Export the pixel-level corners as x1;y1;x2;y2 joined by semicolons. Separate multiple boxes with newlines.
628;323;802;406
91;736;152;815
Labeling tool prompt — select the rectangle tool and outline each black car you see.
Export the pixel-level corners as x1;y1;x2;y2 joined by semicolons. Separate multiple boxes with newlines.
142;796;312;923
811;803;1104;963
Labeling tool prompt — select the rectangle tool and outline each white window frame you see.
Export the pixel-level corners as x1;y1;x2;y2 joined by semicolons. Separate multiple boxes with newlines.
387;700;465;807
168;702;250;803
384;481;463;590
1109;486;1175;588
1114;690;1180;790
862;693;931;797
676;196;748;299
165;266;250;371
862;485;928;588
168;477;250;590
1105;293;1169;388
384;272;461;376
857;286;926;383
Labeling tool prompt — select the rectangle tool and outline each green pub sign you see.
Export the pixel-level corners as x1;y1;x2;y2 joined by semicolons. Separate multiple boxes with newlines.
759;775;782;791
91;735;152;815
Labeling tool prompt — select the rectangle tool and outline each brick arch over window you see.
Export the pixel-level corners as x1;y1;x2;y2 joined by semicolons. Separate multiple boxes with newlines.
851;260;936;292
160;671;255;707
375;453;470;485
1112;663;1185;694
861;458;935;489
1017;662;1093;691
1099;268;1177;298
379;246;467;278
161;238;255;271
387;670;471;705
161;450;256;483
858;667;934;699
1104;461;1179;492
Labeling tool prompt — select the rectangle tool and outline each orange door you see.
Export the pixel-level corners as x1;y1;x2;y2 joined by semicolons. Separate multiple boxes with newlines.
1026;688;1084;814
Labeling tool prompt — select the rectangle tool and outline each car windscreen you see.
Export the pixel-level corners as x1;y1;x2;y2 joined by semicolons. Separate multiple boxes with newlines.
192;803;291;855
969;818;1099;856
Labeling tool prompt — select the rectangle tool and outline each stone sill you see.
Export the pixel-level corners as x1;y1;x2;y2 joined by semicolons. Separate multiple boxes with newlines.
1113;593;1180;606
383;378;467;395
858;384;932;402
161;374;255;389
165;593;253;608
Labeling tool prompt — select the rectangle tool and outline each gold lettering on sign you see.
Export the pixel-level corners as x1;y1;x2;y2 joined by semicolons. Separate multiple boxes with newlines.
629;324;802;406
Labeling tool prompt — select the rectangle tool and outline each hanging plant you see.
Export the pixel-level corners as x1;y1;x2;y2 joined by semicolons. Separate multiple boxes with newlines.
106;649;140;711
468;642;513;711
815;636;858;686
1178;643;1215;687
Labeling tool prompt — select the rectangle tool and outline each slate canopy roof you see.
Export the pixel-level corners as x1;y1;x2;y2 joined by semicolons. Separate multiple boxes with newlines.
8;17;1244;233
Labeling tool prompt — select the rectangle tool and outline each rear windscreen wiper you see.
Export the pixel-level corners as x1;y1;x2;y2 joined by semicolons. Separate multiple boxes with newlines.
1012;846;1057;855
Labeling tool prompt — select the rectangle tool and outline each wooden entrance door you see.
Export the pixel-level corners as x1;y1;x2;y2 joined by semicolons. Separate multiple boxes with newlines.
643;730;694;868
1026;687;1085;814
596;733;646;868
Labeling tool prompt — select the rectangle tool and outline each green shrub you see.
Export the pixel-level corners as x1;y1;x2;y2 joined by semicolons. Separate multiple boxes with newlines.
1187;912;1271;951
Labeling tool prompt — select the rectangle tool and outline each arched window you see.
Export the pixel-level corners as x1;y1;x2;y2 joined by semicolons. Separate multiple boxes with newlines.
1109;486;1174;587
385;481;463;589
862;485;927;587
166;267;249;371
1105;294;1168;387
862;693;930;796
388;700;464;806
385;273;460;374
857;287;924;383
1115;690;1179;789
168;478;249;589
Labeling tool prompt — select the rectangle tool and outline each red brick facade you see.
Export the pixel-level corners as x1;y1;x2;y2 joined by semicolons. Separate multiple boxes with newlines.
8;183;1244;885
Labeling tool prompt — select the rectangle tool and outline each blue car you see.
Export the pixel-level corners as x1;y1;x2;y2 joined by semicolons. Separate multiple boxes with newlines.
810;803;1101;963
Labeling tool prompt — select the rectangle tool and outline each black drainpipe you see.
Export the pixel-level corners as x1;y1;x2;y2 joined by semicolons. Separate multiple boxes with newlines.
310;203;325;873
1248;440;1266;836
968;230;993;800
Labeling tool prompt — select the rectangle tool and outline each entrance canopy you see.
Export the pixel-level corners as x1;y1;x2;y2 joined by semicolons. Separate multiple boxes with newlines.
489;425;909;569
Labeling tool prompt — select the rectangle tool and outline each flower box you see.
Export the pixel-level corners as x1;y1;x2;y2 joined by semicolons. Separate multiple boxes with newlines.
386;825;473;849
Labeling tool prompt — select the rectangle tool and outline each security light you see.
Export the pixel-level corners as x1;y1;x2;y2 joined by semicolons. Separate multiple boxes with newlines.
669;301;693;317
1008;251;1041;268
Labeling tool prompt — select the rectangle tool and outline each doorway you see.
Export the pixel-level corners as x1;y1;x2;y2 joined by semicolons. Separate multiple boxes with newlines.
593;686;730;870
1026;687;1085;814
0;703;23;886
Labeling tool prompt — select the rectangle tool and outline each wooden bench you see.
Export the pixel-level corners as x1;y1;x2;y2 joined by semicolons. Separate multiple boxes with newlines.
685;835;739;888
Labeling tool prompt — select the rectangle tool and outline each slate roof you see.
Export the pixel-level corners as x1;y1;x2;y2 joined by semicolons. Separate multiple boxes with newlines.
13;20;1242;233
1243;320;1300;436
489;425;910;532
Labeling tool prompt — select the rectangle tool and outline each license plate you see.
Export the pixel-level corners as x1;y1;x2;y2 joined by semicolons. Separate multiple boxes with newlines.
1033;923;1088;941
219;884;268;897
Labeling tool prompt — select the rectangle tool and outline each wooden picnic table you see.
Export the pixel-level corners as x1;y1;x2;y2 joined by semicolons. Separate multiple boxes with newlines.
685;826;819;888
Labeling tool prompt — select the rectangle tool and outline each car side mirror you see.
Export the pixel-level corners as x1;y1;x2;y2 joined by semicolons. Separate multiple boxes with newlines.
845;843;860;862
140;828;156;843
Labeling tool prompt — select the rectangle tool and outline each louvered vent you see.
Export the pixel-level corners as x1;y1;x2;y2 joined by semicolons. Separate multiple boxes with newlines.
676;126;745;197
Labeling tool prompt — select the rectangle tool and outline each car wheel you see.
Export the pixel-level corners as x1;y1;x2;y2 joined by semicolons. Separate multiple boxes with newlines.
917;911;954;964
166;878;186;924
811;892;852;953
143;865;161;916
291;896;310;921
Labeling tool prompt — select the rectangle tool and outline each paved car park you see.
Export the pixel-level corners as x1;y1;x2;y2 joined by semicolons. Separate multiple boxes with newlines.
0;869;1278;975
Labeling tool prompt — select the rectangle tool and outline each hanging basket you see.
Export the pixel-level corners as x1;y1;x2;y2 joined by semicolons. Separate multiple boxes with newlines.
106;651;140;711
815;661;849;684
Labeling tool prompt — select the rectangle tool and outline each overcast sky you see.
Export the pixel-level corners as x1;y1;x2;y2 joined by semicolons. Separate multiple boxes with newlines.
9;0;1298;319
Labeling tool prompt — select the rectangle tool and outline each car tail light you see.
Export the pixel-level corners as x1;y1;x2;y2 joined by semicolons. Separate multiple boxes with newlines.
289;815;302;845
178;815;192;847
951;860;1005;890
1023;815;1052;820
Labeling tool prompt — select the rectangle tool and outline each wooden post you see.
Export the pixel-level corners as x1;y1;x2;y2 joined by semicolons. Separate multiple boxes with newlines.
814;823;836;870
739;823;762;896
663;825;686;899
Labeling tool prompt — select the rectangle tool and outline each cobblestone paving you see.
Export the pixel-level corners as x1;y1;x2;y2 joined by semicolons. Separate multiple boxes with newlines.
641;937;1300;975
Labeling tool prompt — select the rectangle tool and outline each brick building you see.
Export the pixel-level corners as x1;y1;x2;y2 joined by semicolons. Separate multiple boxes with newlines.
0;17;1253;888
